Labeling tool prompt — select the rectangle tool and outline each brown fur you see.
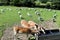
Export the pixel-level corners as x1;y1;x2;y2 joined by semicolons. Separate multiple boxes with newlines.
13;20;45;35
21;20;30;28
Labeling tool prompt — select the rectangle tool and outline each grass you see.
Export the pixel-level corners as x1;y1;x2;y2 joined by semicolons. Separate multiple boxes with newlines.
0;6;60;38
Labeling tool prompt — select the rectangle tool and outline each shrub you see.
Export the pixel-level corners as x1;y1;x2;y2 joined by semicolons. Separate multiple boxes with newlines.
35;1;41;6
46;2;52;8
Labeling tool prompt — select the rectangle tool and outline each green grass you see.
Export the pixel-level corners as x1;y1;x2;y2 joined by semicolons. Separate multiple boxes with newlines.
0;6;60;38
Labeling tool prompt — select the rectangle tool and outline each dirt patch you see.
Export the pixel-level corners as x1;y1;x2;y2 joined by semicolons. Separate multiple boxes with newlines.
38;20;59;30
1;27;33;40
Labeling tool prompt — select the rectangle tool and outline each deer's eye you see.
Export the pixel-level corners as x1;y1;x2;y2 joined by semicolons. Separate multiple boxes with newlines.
32;27;34;29
31;27;35;30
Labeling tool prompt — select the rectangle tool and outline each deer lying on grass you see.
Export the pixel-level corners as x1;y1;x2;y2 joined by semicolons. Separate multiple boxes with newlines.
13;20;45;36
13;25;39;36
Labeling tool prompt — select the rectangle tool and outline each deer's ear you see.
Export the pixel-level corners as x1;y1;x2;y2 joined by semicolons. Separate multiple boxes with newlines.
35;24;38;28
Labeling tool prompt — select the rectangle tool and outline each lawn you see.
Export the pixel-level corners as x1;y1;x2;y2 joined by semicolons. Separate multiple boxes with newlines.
0;6;60;38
